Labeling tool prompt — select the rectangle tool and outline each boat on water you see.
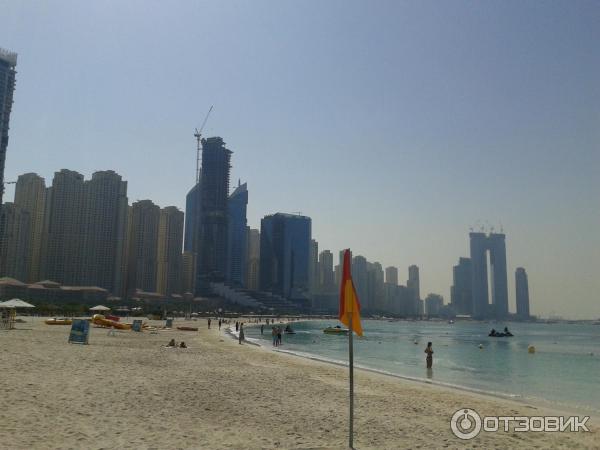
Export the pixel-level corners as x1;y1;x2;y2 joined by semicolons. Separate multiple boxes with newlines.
323;325;349;335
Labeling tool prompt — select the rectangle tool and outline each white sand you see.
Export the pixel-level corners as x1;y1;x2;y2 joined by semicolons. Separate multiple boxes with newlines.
0;318;596;449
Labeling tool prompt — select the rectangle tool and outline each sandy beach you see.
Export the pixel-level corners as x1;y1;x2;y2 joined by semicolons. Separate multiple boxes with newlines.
0;318;596;449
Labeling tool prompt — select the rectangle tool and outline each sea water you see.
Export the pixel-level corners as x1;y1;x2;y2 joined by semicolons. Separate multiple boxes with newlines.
245;320;600;414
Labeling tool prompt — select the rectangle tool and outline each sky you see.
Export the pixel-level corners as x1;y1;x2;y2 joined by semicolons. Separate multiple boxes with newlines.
1;0;599;319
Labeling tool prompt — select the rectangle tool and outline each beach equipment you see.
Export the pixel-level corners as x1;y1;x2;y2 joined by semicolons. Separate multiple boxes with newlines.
92;314;132;330
45;318;73;325
323;326;349;335
176;326;198;331
338;249;363;449
0;299;35;308
528;345;536;354
89;305;111;312
0;299;35;329
68;319;90;344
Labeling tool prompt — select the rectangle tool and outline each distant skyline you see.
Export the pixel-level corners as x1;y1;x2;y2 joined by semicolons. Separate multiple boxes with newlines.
1;1;598;318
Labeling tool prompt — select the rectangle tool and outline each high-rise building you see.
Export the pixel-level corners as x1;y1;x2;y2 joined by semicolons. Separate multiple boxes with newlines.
385;266;398;285
260;213;311;300
351;255;368;310
0;203;30;280
450;257;472;315
367;262;385;312
425;293;444;317
14;173;46;282
197;137;231;290
309;239;319;295
469;232;509;319
245;228;260;290
157;206;184;297
318;250;335;293
181;251;196;294
515;267;530;319
407;265;420;315
226;181;248;287
41;170;86;285
126;200;160;295
184;182;201;254
0;48;17;208
81;171;128;295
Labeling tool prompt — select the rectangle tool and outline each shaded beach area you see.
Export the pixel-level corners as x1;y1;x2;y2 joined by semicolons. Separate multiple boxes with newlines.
0;318;596;449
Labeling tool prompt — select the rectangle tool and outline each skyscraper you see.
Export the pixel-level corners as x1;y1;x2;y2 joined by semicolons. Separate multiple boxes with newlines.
126;200;160;295
259;213;311;300
197;137;231;290
181;251;196;294
157;206;184;297
407;265;420;315
425;293;444;317
318;250;335;292
14;173;46;282
226;181;248;287
450;257;472;315
81;171;128;295
41;170;86;285
367;262;385;312
351;255;368;310
515;267;530;319
469;232;509;319
309;239;319;295
385;266;398;285
0;203;30;280
0;48;17;208
184;182;201;254
245;228;260;290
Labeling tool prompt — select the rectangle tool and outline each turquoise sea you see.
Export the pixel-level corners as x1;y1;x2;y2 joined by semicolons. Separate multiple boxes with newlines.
245;320;600;414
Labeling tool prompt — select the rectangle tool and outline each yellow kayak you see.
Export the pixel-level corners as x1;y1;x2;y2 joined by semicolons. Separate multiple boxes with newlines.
323;326;349;335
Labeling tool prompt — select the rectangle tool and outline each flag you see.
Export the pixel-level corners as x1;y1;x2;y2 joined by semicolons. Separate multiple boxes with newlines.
339;249;363;336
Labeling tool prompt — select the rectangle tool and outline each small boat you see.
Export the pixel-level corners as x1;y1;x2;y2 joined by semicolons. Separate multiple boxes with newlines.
323;326;349;335
176;326;198;332
45;318;73;325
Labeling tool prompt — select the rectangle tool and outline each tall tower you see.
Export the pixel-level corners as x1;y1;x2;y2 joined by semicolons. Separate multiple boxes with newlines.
226;181;248;287
126;200;160;295
407;265;421;315
469;232;489;319
318;250;335;292
385;266;399;286
81;171;128;295
0;203;30;280
157;206;184;297
259;213;311;299
515;267;530;319
0;48;17;207
488;233;508;318
14;173;46;282
245;228;260;290
450;257;472;315
41;170;86;285
196;137;231;291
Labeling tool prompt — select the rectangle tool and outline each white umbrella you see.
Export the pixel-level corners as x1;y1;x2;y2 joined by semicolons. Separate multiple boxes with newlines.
0;299;35;308
89;305;111;312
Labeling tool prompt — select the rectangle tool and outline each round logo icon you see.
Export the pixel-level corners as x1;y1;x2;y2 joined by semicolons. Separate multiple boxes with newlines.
451;408;482;440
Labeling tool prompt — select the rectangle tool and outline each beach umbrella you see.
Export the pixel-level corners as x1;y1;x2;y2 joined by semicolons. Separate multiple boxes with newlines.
89;305;111;312
0;299;35;308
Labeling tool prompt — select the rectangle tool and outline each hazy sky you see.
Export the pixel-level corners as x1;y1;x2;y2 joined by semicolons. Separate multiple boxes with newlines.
1;1;599;318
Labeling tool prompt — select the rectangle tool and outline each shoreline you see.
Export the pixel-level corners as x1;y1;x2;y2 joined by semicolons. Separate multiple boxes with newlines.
233;319;599;420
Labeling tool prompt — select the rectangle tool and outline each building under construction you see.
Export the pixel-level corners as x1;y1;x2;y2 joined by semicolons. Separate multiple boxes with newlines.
196;136;232;292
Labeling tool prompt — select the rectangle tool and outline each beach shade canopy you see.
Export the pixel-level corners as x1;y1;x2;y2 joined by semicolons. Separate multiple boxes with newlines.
0;299;35;308
89;305;111;312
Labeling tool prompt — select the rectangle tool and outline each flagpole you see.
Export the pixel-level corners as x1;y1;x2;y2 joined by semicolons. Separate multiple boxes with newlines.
348;311;354;449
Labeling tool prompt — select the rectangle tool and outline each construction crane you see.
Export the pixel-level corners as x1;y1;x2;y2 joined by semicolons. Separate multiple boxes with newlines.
194;106;213;184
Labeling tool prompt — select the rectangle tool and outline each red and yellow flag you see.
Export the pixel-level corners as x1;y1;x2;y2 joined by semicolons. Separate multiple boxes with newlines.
339;249;363;336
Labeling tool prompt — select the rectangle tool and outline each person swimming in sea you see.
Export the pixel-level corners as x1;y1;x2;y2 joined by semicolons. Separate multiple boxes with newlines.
424;342;434;368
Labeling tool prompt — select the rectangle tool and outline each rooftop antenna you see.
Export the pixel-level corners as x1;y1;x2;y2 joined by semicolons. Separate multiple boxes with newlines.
194;105;213;184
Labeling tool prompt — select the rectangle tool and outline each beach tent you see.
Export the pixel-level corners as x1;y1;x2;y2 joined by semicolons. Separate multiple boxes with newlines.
0;299;35;329
89;305;111;312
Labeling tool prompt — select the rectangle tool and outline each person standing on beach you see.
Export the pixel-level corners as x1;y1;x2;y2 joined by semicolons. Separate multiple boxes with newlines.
260;324;264;335
239;323;245;344
277;327;282;346
272;327;277;346
424;342;433;368
208;318;211;329
235;321;239;332
218;319;221;330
